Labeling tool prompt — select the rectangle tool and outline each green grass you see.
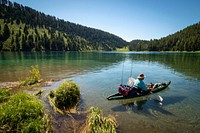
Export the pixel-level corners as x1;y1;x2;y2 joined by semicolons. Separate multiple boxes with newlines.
19;65;41;86
0;88;11;103
115;46;129;52
83;107;118;133
0;92;50;132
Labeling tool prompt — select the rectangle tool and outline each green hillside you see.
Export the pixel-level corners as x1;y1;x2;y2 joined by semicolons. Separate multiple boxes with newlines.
0;0;127;51
129;22;200;51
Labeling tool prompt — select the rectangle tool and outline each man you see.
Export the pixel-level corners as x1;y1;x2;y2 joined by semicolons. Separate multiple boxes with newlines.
134;73;150;95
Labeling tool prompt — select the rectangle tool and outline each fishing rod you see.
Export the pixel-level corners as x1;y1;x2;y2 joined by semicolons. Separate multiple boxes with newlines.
121;60;125;84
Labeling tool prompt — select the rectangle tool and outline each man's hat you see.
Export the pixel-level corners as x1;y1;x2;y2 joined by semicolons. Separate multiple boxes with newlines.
137;73;145;79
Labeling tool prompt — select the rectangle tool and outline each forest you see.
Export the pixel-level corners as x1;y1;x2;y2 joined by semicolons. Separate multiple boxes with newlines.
129;22;200;51
0;0;127;51
1;0;200;52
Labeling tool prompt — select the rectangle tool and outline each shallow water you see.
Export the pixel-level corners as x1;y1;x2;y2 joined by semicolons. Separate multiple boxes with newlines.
0;51;200;133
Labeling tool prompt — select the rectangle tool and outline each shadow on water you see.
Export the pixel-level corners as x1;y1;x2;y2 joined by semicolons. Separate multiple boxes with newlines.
111;95;186;117
161;95;186;106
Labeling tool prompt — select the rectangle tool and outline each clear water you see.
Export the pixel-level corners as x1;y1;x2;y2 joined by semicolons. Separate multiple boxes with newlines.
0;51;200;133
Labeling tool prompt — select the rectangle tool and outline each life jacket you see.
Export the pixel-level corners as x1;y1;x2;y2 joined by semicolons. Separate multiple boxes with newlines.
118;84;131;96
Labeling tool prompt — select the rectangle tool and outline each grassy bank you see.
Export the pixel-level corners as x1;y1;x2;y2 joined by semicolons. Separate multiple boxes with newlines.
82;107;118;133
0;66;118;132
0;88;51;132
115;46;129;52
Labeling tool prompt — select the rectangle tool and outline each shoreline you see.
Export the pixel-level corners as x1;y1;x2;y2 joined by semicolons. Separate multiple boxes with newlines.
0;81;19;88
0;79;88;133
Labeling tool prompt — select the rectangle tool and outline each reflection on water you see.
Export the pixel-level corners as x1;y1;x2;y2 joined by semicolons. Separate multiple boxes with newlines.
111;97;174;117
1;51;200;133
128;52;200;80
0;51;126;81
111;95;187;116
0;52;200;81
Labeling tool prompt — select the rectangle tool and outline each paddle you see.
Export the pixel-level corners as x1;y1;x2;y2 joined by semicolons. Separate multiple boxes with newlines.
127;77;163;102
149;89;163;102
152;93;163;102
149;81;171;102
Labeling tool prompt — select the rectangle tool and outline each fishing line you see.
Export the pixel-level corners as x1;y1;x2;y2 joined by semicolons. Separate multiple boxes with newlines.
121;60;125;84
130;59;134;78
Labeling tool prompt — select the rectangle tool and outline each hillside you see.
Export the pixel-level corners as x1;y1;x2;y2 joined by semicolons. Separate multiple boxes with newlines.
0;0;127;51
128;39;147;51
129;22;200;51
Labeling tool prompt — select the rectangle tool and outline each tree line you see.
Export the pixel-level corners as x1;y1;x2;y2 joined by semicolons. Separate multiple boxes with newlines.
0;0;127;51
129;22;200;51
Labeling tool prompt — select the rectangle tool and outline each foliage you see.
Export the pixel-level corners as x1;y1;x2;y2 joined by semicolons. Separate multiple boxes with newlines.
0;92;50;132
0;0;127;51
34;89;45;96
115;46;129;52
84;107;118;133
19;65;41;86
49;90;55;98
0;88;11;103
128;22;200;51
128;39;147;51
2;23;10;41
54;81;80;110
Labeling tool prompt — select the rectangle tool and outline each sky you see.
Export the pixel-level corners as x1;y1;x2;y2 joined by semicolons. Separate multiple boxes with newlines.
10;0;200;42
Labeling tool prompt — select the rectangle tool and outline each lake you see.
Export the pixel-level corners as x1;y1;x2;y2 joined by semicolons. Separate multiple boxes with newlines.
0;51;200;133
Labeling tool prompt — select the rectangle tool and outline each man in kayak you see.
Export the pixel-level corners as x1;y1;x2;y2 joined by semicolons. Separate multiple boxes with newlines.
134;73;150;95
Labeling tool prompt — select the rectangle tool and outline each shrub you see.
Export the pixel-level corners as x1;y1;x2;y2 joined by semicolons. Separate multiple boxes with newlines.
0;88;11;103
19;65;41;86
54;81;80;110
49;90;55;98
0;92;50;132
84;107;118;133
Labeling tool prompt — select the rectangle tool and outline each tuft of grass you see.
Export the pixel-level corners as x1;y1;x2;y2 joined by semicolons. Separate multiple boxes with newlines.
54;81;80;110
0;92;50;132
34;89;45;96
19;65;41;86
83;107;118;133
49;90;55;98
0;88;11;103
48;81;80;114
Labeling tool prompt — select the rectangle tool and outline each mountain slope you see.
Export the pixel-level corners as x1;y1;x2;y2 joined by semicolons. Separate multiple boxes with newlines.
129;22;200;51
0;0;127;51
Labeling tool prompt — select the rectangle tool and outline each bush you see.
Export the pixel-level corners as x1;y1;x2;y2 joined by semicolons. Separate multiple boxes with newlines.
19;65;41;86
54;81;80;110
84;107;118;133
49;90;55;98
0;88;11;103
0;92;49;132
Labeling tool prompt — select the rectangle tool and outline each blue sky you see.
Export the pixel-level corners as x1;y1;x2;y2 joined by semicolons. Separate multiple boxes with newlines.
10;0;200;41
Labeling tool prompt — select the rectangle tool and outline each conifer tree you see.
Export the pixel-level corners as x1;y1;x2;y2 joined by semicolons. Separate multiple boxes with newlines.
3;24;10;41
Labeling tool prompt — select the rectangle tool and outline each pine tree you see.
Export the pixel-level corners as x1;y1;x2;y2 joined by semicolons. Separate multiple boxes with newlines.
15;33;20;51
3;24;10;41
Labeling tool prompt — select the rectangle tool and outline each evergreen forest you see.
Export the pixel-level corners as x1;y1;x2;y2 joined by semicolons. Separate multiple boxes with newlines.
0;0;127;51
129;22;200;51
0;0;200;52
